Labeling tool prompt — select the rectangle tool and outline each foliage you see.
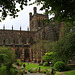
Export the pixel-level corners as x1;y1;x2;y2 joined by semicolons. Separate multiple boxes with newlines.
54;61;66;71
10;68;17;75
17;59;22;66
0;65;7;75
52;31;75;63
35;0;75;25
42;52;54;63
0;0;30;21
43;62;49;66
0;46;16;66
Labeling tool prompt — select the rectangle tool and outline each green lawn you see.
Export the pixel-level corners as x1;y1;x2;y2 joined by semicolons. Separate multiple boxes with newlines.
64;71;75;75
24;62;50;70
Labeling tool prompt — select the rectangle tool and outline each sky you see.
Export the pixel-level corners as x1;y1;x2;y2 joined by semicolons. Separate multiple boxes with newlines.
0;0;53;31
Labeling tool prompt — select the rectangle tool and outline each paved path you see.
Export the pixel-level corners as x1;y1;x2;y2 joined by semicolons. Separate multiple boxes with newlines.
60;72;66;75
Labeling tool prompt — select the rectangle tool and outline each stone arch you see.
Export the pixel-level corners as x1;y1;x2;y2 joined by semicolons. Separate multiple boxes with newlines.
15;47;22;59
29;37;34;45
24;49;30;61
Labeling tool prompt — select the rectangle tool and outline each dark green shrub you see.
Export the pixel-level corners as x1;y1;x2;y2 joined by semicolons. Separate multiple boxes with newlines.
43;62;49;66
54;61;66;71
0;65;7;75
17;59;22;66
10;68;17;75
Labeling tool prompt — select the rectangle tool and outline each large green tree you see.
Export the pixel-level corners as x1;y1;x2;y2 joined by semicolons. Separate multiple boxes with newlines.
52;31;75;63
0;0;75;25
35;0;75;25
0;0;29;21
42;52;54;64
0;47;15;66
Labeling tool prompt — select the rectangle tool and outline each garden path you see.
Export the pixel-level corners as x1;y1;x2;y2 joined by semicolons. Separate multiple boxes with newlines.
60;72;66;75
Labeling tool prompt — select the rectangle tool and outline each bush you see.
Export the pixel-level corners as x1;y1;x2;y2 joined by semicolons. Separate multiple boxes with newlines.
43;62;49;66
17;59;22;66
10;68;17;75
0;65;7;75
54;61;66;71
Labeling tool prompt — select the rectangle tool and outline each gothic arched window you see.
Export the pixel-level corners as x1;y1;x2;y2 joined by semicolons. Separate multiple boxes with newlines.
15;37;18;44
29;37;34;45
22;37;26;44
5;37;10;44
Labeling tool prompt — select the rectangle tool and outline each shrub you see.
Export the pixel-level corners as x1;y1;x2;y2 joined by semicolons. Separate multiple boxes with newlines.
0;65;7;75
17;59;22;66
54;61;66;71
10;68;17;75
43;62;49;66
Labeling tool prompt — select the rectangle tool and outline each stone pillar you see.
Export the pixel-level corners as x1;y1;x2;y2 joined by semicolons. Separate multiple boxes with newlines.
20;48;25;61
29;48;32;62
37;52;39;63
41;49;43;63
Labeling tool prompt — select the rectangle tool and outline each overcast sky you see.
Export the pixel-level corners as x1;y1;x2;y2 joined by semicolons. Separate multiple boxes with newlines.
0;0;53;31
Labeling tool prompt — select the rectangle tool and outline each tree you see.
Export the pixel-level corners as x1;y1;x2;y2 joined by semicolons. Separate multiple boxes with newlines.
0;0;29;21
0;47;15;66
42;52;54;64
35;0;75;25
52;31;75;63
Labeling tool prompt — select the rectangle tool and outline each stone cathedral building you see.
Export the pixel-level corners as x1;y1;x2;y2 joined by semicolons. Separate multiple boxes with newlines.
0;7;62;62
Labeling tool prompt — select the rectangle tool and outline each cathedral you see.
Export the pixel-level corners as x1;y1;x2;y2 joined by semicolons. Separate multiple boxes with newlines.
0;7;62;62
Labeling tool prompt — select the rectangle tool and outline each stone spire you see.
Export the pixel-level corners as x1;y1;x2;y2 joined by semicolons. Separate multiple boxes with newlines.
29;12;32;21
3;25;5;30
34;7;37;14
20;26;21;31
12;25;13;30
27;26;29;31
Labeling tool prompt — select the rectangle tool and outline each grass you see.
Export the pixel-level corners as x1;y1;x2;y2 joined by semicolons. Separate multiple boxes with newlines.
24;62;50;70
64;71;75;75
